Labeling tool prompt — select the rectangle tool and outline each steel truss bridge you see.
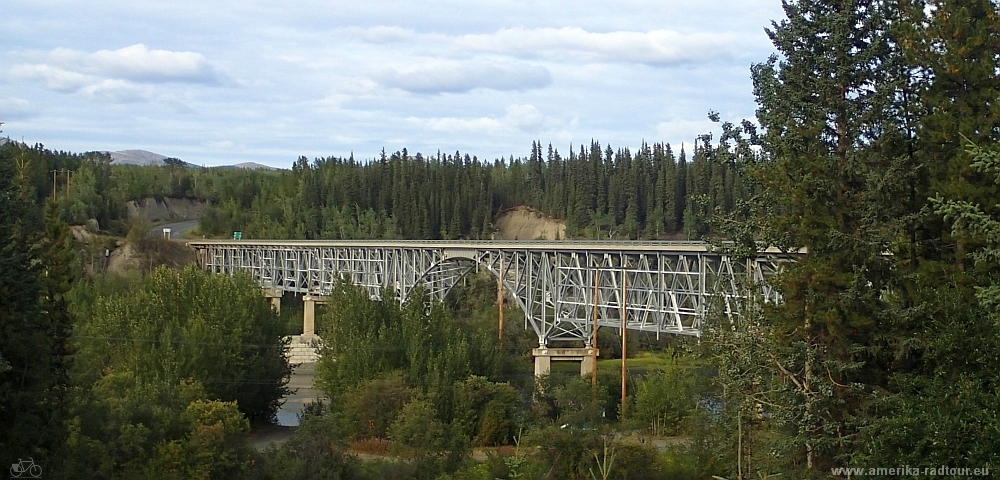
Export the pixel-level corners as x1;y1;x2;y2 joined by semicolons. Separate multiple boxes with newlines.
187;240;790;346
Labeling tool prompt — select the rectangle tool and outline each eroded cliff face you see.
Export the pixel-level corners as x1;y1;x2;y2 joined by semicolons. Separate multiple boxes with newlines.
493;206;565;240
126;197;206;223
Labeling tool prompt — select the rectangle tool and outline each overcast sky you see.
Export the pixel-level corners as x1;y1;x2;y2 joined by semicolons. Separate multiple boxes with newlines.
1;1;784;168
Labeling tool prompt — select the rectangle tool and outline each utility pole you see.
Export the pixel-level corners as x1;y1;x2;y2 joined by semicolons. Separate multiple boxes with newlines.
52;170;57;202
498;255;504;351
591;270;599;388
65;169;70;199
620;269;628;421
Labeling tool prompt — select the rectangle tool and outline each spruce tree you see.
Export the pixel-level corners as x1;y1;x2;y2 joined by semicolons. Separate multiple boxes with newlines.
906;0;1000;265
732;0;906;473
0;152;68;468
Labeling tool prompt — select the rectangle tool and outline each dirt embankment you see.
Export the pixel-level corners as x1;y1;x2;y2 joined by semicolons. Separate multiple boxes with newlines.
494;206;566;240
106;240;196;274
126;197;206;223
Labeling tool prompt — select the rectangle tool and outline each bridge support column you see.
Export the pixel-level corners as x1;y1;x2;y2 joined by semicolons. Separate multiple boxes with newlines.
263;288;282;315
532;347;600;377
580;353;597;377
302;295;329;336
534;353;551;377
271;297;281;314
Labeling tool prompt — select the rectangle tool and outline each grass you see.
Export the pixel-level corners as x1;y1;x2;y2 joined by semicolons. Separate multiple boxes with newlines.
596;350;693;376
544;349;700;380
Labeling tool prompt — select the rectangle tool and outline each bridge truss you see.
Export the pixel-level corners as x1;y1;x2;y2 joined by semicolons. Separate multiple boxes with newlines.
188;240;790;346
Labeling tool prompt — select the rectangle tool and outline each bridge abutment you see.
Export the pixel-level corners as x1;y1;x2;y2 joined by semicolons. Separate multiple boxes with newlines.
532;347;599;377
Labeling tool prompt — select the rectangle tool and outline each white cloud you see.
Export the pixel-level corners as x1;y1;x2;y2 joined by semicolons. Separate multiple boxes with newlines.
410;104;553;134
9;44;223;103
318;77;381;108
206;140;237;149
455;27;737;66
79;79;151;103
373;60;551;94
0;97;34;121
10;64;93;92
11;63;154;102
337;26;416;43
413;116;505;133
44;44;221;84
503;104;545;130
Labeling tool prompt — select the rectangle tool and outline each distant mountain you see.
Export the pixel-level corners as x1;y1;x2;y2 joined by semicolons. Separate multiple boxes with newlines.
233;162;277;170
109;149;165;165
103;148;284;170
109;149;199;168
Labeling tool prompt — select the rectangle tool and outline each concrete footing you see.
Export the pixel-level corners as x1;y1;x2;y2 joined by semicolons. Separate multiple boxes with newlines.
532;347;599;377
286;334;320;364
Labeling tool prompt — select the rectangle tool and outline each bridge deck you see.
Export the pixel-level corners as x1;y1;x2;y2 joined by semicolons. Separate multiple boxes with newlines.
188;239;717;251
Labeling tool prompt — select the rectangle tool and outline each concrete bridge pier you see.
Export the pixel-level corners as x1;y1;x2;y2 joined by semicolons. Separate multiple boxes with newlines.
532;347;599;377
302;295;329;336
263;288;282;314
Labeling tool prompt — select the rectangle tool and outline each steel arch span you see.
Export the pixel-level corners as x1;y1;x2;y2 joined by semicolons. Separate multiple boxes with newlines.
187;240;792;346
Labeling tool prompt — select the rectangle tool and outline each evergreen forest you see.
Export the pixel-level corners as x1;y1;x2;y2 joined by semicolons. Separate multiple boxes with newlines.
3;136;744;242
2;0;1000;478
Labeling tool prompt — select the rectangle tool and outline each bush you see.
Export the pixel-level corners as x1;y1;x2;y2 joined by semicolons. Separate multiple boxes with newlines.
633;359;701;436
451;376;521;446
340;373;415;440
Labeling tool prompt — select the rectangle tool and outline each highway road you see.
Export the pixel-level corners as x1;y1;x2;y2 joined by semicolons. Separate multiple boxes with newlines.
149;219;200;240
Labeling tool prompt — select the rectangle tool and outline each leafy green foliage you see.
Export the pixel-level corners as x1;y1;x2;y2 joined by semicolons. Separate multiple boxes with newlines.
60;376;255;479
304;279;529;477
450;376;520;447
341;373;415;440
389;398;460;456
633;359;701;436
933;140;1000;280
258;404;363;480
315;280;492;395
70;266;290;422
847;139;1000;467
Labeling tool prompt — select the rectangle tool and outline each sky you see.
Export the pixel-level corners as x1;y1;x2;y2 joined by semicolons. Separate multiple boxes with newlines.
1;1;785;168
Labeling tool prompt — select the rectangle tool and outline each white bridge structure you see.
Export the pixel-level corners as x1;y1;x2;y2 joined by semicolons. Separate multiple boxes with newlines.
188;240;790;374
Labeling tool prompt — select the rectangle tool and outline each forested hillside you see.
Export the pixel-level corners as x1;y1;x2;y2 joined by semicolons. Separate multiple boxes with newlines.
1;136;747;241
201;140;746;240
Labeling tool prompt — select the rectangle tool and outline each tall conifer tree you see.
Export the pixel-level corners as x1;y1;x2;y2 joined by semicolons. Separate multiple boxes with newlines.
743;0;905;472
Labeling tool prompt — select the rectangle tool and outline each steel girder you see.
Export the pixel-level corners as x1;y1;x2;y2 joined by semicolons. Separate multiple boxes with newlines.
192;241;788;346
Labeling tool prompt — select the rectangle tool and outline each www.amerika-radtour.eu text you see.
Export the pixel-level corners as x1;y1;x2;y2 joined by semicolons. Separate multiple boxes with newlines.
830;466;990;477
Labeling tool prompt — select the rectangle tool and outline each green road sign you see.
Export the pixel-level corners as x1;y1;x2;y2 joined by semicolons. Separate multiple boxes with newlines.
234;231;242;240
